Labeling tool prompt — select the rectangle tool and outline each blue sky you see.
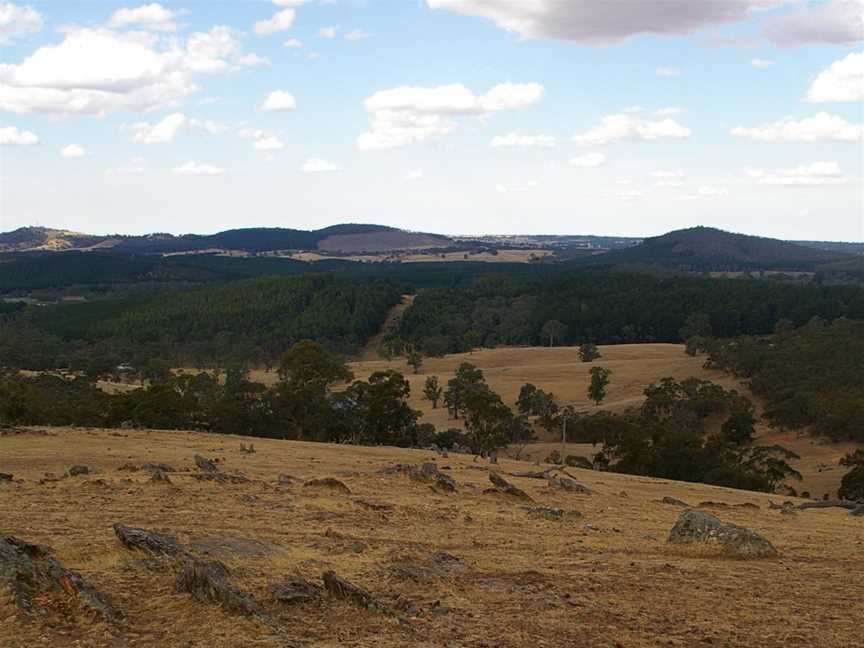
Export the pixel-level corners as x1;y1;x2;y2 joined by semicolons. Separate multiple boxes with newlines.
1;0;862;240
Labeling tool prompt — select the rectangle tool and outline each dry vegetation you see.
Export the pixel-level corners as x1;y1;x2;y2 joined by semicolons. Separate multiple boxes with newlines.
1;427;862;647
240;344;858;497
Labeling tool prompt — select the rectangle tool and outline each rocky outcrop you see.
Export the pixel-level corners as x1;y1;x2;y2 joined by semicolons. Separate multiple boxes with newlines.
668;510;778;558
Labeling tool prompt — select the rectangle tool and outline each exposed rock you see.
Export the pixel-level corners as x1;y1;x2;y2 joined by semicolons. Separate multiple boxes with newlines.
239;443;255;454
797;500;859;511
175;558;264;618
0;473;12;482
0;534;120;622
488;472;532;500
354;498;394;512
150;470;172;484
271;576;321;604
510;468;556;479
142;462;175;473
734;502;760;510
194;454;219;473
523;506;565;520
277;473;303;486
191;472;250;485
548;475;592;494
322;571;382;611
545;450;562;464
117;462;140;472
409;462;456;492
668;510;778;559
851;505;864;517
113;523;185;557
662;496;690;507
68;465;90;477
564;455;593;469
698;501;729;509
303;477;351;495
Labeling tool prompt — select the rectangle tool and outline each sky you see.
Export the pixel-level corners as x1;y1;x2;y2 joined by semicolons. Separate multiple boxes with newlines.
0;0;862;241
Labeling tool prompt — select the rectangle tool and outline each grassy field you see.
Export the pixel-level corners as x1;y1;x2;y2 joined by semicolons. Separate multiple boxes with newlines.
241;344;857;498
1;426;861;647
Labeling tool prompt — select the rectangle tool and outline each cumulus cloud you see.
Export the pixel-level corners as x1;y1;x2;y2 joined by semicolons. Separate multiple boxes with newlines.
345;29;371;41
172;161;224;176
655;67;680;77
259;90;296;112
763;0;863;46
490;132;556;148
0;2;42;45
301;157;341;172
0;124;38;144
806;51;864;103
255;9;296;35
253;135;285;150
107;3;179;32
426;0;786;44
573;114;691;145
0;26;268;117
655;106;685;116
751;58;775;68
745;160;848;187
568;152;607;167
731;112;863;142
405;169;424;180
61;144;86;157
318;26;338;38
357;82;543;150
130;112;227;143
284;37;302;48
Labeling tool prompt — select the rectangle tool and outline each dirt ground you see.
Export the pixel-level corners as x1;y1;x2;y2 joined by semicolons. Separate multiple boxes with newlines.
1;426;862;648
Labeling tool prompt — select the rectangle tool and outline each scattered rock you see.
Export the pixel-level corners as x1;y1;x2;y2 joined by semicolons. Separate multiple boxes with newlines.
548;475;591;494
117;462;140;472
409;462;456;492
194;454;219;473
191;472;251;485
354;498;394;512
271;576;321;604
68;465;90;477
668;510;778;559
661;496;690;507
564;455;593;469
239;443;255;454
523;506;565;520
142;462;175;473
0;472;12;482
698;501;729;509
797;500;859;511
150;470;172;484
303;477;351;495
277;473;303;486
322;571;382;611
488;472;532;500
176;558;265;617
0;534;120;622
510;468;556;479
545;450;562;464
113;523;186;557
851;505;864;517
734;502;760;510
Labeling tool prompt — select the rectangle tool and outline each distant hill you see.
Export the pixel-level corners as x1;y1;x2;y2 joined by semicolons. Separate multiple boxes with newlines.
0;224;455;255
575;226;856;272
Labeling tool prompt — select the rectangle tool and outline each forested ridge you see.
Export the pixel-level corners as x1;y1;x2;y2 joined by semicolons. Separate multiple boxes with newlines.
397;272;864;354
1;275;401;369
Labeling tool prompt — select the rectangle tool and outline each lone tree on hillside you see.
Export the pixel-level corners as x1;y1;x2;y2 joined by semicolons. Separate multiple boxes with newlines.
541;320;568;347
423;376;442;408
588;366;611;406
578;342;601;363
407;350;423;374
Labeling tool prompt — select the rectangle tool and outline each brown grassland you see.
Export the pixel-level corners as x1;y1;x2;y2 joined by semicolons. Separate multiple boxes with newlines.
2;426;864;647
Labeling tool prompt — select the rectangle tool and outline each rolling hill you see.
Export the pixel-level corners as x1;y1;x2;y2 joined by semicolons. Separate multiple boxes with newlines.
574;226;856;272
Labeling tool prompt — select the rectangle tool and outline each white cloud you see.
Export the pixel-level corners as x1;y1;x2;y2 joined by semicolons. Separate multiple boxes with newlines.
345;29;371;41
655;107;685;116
253;135;285;150
255;9;295;35
763;0;864;46
426;0;791;44
259;90;296;112
652;170;686;187
651;169;685;178
568;152;607;167
619;190;644;201
573;114;691;145
621;105;644;113
318;26;338;38
131;112;188;143
731;112;863;142
656;180;686;188
301;157;341;172
284;37;302;48
655;67;680;77
405;169;424;180
273;0;312;5
61;144;86;157
0;26;268;117
358;82;543;150
806;51;864;103
490;132;556;148
172;161;224;176
751;58;775;68
745;160;848;187
0;2;42;45
108;3;178;32
131;112;227;143
496;180;538;193
0;124;38;144
679;186;728;200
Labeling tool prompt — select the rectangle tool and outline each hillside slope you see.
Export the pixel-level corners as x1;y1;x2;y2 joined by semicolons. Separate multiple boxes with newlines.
576;226;853;271
0;426;860;647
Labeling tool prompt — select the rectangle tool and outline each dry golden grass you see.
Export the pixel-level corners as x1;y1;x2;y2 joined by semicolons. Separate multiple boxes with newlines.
1;427;862;647
242;344;858;497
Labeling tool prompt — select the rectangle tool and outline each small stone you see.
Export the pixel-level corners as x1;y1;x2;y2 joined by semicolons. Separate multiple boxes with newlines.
68;465;90;476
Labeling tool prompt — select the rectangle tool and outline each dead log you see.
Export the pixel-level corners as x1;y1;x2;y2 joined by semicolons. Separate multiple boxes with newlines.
0;534;120;623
